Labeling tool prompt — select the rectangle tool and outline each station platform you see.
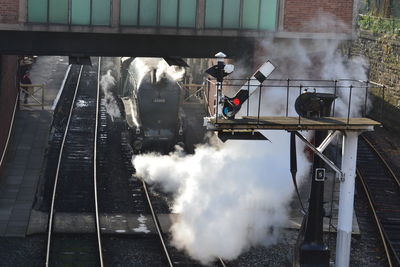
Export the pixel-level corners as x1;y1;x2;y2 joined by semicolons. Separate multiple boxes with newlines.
0;111;51;236
0;56;68;237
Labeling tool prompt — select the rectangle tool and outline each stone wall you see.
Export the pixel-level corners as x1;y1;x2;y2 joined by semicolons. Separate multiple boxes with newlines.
347;31;400;132
0;55;18;174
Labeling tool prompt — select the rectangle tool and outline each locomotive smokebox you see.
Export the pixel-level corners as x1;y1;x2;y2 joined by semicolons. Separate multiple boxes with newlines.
295;92;336;118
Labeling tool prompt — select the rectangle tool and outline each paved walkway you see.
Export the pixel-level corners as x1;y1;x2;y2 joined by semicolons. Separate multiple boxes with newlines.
0;111;52;236
0;56;68;236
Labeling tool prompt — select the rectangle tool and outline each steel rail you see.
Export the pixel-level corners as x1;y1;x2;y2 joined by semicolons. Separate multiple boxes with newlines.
94;57;104;267
142;175;228;267
51;64;72;110
45;65;84;267
362;135;400;189
357;135;400;266
356;168;393;267
218;257;227;267
0;93;19;169
141;179;174;267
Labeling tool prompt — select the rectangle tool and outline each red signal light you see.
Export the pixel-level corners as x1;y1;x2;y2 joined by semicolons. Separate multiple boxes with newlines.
232;98;240;106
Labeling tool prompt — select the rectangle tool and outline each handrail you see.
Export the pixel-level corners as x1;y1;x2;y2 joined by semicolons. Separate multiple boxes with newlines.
180;83;204;102
203;77;386;122
20;83;45;110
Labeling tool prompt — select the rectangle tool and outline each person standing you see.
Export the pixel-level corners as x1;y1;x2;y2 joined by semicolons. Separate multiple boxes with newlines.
21;71;32;104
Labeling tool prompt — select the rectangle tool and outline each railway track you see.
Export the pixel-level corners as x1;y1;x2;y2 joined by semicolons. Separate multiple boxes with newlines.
43;57;226;266
357;134;400;267
140;177;227;267
45;59;103;266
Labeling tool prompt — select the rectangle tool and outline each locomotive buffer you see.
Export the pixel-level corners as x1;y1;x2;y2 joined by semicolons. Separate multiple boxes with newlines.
204;52;380;267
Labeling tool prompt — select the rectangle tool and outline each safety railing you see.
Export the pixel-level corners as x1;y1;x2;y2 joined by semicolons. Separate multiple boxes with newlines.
20;83;45;110
204;78;386;126
179;82;205;103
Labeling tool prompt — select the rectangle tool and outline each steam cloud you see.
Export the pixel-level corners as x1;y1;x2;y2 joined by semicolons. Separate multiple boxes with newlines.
134;134;310;264
130;57;185;89
251;39;369;118
132;14;369;264
100;70;121;121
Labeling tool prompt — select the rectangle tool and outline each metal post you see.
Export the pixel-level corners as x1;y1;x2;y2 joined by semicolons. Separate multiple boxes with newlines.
216;84;219;124
137;0;141;25
214;52;227;123
286;79;290;117
298;90;338;266
298;85;302;125
68;0;72;25
335;131;359;267
221;0;225;28
156;0;161;26
257;84;262;124
42;85;44;110
332;80;337;116
364;81;369;117
207;79;210;112
247;78;250;116
177;0;180;27
299;130;330;267
380;86;385;122
347;85;353;125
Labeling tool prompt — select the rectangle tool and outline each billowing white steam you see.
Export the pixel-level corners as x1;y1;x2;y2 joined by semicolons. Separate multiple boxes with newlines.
134;133;310;263
131;57;185;88
100;70;121;121
253;33;368;118
133;14;369;264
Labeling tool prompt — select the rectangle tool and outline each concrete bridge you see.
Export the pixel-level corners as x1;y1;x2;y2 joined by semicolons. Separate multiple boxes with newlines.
0;0;356;57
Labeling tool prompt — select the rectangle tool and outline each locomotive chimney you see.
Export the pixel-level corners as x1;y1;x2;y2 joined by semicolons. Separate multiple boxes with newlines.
151;69;157;84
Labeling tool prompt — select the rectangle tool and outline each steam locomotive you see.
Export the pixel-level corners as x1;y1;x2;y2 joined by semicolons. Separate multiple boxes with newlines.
119;57;185;154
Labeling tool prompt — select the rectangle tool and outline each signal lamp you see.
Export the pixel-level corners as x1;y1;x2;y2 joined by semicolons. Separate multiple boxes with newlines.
223;107;230;117
232;98;240;106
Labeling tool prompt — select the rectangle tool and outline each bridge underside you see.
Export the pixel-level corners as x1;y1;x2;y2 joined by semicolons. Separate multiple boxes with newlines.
0;30;256;58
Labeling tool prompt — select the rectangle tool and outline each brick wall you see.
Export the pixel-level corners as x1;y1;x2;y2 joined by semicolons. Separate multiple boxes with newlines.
284;0;354;33
0;0;19;24
0;55;18;174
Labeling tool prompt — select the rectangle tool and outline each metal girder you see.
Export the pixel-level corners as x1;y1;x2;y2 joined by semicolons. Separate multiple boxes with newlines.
317;130;340;153
0;30;255;58
293;131;344;182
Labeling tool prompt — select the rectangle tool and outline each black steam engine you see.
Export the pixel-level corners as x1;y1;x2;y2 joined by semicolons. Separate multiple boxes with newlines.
119;58;185;154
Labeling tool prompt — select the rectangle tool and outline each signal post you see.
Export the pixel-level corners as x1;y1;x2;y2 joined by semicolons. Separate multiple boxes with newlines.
204;52;381;267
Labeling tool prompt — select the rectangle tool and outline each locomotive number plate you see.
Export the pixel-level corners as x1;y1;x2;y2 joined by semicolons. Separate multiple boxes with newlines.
153;98;166;103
